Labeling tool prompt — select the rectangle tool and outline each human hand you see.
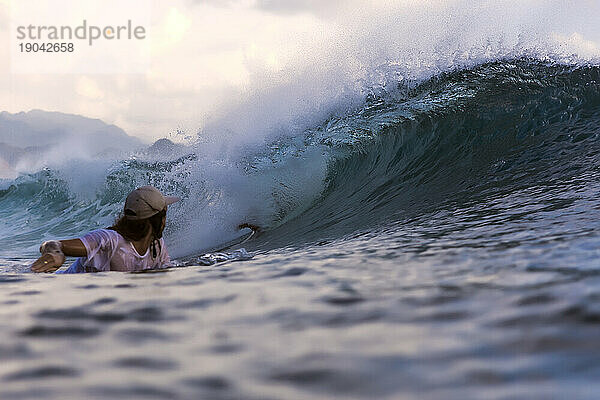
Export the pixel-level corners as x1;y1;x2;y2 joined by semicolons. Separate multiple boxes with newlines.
238;223;260;232
30;240;65;273
30;252;65;273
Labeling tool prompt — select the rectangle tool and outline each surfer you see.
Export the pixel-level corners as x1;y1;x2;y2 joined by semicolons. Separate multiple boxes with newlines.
30;186;180;273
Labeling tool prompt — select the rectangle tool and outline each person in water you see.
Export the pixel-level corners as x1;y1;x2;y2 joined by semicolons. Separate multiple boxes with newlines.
31;186;180;273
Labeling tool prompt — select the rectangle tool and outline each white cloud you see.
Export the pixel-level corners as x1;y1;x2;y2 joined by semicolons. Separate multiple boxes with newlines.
76;76;105;100
153;6;192;51
0;0;599;143
253;0;359;17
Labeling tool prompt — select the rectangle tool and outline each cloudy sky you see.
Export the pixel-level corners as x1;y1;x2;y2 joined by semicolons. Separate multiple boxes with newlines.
1;0;599;142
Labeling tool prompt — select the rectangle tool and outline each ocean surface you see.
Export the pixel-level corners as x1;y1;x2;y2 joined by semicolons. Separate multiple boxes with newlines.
1;59;600;399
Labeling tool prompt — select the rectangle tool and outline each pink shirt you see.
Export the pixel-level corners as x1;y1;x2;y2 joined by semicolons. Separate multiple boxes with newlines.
62;229;170;273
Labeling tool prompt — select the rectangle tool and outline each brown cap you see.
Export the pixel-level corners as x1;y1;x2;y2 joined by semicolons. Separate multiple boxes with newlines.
124;186;180;220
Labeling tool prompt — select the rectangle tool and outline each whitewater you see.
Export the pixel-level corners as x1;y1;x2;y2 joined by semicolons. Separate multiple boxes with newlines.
2;1;600;399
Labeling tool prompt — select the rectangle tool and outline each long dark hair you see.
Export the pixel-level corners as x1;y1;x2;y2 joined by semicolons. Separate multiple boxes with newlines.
109;208;166;258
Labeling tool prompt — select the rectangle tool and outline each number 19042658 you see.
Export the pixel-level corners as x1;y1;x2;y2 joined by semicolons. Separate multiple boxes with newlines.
19;42;74;52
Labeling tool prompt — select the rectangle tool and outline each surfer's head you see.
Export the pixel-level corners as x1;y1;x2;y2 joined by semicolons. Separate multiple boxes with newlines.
109;186;179;242
123;186;180;220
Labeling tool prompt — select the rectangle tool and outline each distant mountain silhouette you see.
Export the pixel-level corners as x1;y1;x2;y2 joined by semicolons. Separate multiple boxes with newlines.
0;110;145;177
146;138;188;157
0;110;143;154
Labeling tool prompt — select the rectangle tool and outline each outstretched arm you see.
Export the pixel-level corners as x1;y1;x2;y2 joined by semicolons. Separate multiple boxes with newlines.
30;239;87;273
60;239;88;257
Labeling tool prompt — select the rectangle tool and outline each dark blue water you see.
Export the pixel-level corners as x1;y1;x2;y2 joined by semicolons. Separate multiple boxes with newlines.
1;59;600;399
